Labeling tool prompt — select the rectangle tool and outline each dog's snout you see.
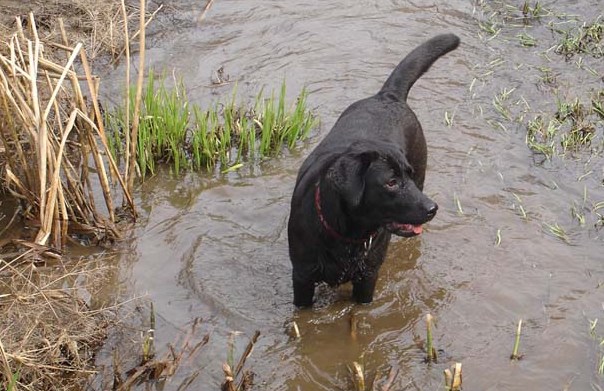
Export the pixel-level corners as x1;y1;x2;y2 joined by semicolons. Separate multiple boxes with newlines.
425;202;438;219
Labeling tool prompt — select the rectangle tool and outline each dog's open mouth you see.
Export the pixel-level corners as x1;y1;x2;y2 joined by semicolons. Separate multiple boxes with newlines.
386;222;423;237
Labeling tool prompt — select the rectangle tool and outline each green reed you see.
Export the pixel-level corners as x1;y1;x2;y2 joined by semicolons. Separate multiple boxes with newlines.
106;72;316;178
425;313;437;363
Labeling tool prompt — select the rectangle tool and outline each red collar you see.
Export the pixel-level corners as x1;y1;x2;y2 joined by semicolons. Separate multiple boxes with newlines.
314;183;378;244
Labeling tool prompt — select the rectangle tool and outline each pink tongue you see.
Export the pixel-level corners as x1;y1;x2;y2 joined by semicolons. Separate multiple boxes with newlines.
411;225;423;234
400;224;423;234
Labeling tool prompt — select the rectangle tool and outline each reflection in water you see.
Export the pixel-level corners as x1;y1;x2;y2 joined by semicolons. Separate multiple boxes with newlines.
99;0;604;389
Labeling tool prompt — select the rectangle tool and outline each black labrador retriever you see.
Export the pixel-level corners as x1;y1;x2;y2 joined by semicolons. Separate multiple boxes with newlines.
287;34;460;307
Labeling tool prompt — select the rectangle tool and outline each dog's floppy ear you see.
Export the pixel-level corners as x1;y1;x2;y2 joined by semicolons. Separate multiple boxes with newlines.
326;151;377;208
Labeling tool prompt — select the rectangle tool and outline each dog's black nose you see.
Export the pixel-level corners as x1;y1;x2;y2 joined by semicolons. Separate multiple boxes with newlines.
426;203;438;219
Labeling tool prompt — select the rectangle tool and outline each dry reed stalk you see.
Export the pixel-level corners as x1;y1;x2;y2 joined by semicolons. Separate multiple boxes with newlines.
0;14;134;247
120;0;131;196
126;0;147;194
220;331;259;391
444;362;462;391
113;3;163;62
198;0;217;24
109;317;210;391
380;366;399;391
351;361;365;391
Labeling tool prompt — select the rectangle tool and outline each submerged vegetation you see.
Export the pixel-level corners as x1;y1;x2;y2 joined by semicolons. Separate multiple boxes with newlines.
475;2;603;159
471;0;604;239
553;15;604;58
105;71;316;178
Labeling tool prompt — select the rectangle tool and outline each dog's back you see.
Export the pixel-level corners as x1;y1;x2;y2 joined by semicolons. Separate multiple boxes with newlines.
294;34;460;191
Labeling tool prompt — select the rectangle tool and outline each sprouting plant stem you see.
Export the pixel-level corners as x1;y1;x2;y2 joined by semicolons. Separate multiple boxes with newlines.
511;319;523;360
426;314;437;363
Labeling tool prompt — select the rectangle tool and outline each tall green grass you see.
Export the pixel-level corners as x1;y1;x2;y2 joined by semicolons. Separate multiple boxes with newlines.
106;71;317;178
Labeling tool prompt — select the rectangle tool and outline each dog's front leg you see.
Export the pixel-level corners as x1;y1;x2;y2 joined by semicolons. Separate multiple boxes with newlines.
293;275;315;307
352;273;378;304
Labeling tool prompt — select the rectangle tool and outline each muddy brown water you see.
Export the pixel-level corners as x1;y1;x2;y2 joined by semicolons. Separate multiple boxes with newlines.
97;1;604;389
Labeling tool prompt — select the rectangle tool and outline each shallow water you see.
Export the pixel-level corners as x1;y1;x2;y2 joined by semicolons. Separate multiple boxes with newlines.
100;0;604;389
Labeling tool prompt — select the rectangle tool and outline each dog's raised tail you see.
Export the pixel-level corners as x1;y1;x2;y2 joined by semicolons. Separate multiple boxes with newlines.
379;34;460;101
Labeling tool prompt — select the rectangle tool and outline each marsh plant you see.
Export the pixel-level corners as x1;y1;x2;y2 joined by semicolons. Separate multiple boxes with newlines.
525;93;603;158
106;71;317;178
553;15;604;58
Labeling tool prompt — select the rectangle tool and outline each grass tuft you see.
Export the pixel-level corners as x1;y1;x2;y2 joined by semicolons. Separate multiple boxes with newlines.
107;74;317;177
554;15;604;58
518;32;537;46
525;93;601;159
543;222;569;242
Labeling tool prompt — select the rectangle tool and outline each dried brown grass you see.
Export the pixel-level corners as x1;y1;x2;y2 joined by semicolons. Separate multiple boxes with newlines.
0;240;116;390
0;0;131;61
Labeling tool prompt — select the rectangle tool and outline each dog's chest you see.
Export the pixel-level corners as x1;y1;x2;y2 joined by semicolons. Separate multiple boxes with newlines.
317;236;388;285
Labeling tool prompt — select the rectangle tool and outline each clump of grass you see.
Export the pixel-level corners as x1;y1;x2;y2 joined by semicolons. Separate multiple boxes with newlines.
477;0;549;34
518;32;537;46
555;97;586;123
537;66;556;85
543;222;569;242
592;91;604;119
0;0;147;61
554;15;604;58
106;73;316;177
492;87;516;121
525;93;601;158
521;0;549;20
526;116;558;158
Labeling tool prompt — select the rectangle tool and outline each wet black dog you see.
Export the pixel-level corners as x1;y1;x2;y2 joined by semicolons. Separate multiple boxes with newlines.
287;34;460;307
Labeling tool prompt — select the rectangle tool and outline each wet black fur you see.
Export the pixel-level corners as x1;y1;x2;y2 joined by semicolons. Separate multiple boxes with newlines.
288;34;460;307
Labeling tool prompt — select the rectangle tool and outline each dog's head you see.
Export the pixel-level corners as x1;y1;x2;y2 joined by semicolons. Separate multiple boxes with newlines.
325;141;437;237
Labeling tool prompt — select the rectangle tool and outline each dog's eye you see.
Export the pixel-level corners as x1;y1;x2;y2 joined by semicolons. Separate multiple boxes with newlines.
385;179;398;189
